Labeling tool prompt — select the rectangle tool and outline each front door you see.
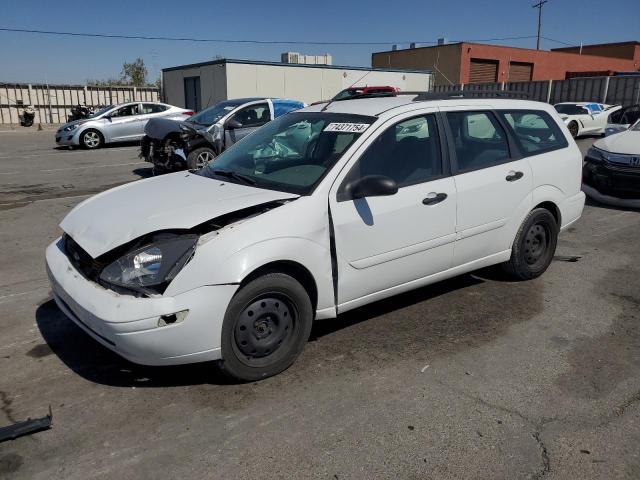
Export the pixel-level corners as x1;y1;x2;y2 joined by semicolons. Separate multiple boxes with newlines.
329;111;457;306
224;102;271;147
442;108;533;266
107;103;142;141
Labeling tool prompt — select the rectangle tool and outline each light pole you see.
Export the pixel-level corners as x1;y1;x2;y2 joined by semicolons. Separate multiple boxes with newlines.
533;0;548;50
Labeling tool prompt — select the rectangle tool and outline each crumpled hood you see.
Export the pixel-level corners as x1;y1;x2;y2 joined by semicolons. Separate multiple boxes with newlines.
144;117;199;139
60;173;298;258
594;129;640;155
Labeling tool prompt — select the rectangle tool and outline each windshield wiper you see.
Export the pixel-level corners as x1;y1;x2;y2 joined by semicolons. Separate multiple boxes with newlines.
212;169;256;185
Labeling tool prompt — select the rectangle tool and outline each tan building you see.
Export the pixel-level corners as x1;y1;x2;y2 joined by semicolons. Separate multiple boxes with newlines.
372;42;640;87
162;59;432;110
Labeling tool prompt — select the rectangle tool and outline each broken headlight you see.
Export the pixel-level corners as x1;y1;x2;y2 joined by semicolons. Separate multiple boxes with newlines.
99;234;198;292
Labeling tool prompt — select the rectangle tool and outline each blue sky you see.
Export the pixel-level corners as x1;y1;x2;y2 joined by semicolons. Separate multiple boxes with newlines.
1;0;639;84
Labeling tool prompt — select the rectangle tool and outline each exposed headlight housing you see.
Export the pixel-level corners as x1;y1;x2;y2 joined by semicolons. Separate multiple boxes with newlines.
585;146;607;163
99;234;198;294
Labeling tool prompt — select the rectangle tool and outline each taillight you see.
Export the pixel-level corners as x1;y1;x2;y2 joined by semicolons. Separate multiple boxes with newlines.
184;111;195;116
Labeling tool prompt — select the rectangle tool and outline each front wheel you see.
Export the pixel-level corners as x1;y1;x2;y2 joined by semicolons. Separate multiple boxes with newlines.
568;121;579;138
80;129;103;149
502;208;558;280
187;147;216;170
220;273;313;382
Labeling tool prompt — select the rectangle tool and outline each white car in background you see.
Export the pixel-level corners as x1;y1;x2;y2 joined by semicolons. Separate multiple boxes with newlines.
554;102;621;138
55;102;193;149
605;104;640;136
46;94;585;381
582;119;640;208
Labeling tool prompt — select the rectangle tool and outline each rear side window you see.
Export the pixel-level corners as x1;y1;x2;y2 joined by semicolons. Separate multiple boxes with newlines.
499;110;568;155
142;103;168;114
346;114;443;188
445;111;510;173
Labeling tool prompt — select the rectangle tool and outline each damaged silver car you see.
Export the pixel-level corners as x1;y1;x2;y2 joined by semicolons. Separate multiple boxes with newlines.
140;97;305;173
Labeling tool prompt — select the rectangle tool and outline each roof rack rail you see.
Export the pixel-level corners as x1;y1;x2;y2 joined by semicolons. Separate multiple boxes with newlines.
324;90;530;102
411;90;530;100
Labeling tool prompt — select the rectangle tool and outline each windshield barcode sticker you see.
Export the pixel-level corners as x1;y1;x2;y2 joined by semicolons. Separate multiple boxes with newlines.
324;123;370;133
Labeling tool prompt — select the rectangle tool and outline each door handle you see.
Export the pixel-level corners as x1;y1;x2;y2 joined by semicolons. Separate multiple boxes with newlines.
422;192;448;205
506;171;524;182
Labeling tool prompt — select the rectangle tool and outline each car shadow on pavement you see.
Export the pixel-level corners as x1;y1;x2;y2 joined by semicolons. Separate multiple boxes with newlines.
133;167;154;178
36;272;510;388
52;141;140;151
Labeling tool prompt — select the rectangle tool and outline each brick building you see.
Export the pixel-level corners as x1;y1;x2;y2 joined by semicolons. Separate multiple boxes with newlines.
372;41;640;86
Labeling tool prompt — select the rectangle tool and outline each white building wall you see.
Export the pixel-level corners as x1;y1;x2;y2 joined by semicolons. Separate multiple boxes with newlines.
162;61;432;108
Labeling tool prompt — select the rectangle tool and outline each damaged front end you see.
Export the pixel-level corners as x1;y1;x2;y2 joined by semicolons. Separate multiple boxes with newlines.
140;117;191;172
62;199;293;298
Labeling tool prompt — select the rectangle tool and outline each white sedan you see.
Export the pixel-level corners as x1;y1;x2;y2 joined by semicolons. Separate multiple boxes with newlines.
554;102;621;138
55;102;193;149
582;120;640;208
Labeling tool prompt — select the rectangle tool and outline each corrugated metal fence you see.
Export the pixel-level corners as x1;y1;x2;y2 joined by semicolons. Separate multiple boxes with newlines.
432;76;640;106
0;83;160;125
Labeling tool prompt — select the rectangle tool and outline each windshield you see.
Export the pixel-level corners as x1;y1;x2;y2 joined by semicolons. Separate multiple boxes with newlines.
90;105;113;118
632;119;640;131
188;101;243;126
554;104;587;115
199;112;376;194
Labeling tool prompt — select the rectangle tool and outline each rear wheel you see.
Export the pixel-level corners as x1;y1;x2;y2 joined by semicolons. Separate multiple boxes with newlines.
220;273;313;382
502;208;558;280
568;121;579;138
187;147;215;170
80;129;103;149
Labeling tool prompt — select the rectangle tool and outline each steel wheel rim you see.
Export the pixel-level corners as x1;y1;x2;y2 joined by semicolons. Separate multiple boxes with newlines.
233;294;296;364
84;132;99;148
524;223;549;265
196;151;214;168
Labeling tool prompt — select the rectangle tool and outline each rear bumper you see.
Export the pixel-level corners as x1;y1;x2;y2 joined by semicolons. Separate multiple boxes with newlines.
559;191;586;231
46;238;238;365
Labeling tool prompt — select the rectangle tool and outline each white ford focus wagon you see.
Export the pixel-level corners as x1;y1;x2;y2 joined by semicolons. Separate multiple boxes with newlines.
46;93;585;381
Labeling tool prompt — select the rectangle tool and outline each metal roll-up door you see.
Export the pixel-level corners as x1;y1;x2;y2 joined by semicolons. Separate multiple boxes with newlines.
469;59;499;83
509;62;533;82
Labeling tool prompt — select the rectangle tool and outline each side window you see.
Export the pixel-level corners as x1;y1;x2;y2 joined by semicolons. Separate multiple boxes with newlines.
142;103;168;114
111;104;139;118
622;107;640;125
232;103;270;127
347;114;442;188
445;111;510;173
500;110;568;155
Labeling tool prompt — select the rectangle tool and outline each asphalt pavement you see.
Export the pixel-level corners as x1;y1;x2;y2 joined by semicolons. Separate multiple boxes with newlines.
0;130;639;479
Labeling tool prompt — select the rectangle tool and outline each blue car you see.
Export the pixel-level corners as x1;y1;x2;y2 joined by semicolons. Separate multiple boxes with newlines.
141;97;305;172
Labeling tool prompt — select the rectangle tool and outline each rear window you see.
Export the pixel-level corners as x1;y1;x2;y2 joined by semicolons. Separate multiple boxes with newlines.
499;110;568;155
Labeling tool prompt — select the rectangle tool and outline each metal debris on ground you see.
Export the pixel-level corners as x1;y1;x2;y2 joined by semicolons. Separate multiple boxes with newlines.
0;406;52;442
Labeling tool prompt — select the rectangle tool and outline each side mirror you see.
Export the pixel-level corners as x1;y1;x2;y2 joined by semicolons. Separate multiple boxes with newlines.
340;175;398;201
226;119;242;129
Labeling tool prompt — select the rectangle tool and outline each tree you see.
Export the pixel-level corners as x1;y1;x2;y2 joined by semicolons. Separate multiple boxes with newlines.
120;58;148;87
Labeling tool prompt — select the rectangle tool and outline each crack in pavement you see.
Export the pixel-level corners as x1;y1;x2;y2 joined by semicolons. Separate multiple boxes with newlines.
435;379;554;479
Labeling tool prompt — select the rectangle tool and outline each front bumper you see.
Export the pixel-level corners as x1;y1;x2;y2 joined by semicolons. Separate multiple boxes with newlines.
583;156;640;200
55;128;81;146
46;238;238;366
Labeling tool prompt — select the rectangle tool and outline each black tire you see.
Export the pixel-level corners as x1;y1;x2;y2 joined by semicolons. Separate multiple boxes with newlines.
80;129;104;149
568;121;579;138
502;208;558;280
220;273;313;382
187;147;216;170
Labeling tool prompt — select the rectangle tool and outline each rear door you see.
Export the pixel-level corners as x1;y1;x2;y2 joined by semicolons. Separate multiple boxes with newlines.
442;108;532;267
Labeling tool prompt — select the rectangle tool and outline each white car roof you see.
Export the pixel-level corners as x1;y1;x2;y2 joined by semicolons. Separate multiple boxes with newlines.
303;96;556;118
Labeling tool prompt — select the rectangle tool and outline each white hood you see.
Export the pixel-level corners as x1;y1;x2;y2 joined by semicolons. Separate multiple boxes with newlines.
594;129;640;155
60;173;298;258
